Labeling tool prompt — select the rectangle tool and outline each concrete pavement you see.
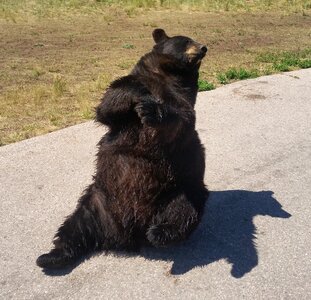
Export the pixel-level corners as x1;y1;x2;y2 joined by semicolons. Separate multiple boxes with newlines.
1;69;311;299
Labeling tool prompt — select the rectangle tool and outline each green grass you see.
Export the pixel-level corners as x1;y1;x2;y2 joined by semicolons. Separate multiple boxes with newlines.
216;67;259;84
226;68;258;80
216;73;229;84
198;79;215;91
298;59;311;68
257;48;311;72
122;43;135;49
211;49;311;85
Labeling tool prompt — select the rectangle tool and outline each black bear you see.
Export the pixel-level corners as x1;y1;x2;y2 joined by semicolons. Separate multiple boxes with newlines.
37;29;209;269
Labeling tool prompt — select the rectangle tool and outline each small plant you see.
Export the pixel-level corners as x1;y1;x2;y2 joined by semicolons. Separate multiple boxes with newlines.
122;43;134;49
298;59;311;69
53;76;67;97
224;1;230;11
198;79;215;91
273;62;290;72
32;68;45;79
225;68;239;80
49;114;60;126
217;73;228;84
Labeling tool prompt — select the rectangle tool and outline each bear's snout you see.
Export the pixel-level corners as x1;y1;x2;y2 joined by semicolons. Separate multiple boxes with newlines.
186;43;208;60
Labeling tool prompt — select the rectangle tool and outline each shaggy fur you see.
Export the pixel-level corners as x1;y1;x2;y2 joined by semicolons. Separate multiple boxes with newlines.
36;29;209;269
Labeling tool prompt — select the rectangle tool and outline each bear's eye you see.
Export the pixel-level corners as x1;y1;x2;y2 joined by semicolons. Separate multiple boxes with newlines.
184;40;194;50
186;40;193;46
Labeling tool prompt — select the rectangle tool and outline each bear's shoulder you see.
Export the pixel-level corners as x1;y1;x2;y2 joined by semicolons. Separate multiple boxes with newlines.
109;75;143;90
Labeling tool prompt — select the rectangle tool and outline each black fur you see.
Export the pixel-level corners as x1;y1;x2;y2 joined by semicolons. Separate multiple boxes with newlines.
36;29;209;270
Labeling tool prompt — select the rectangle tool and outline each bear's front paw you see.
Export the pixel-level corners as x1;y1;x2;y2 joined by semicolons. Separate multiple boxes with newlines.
147;224;176;247
135;97;164;126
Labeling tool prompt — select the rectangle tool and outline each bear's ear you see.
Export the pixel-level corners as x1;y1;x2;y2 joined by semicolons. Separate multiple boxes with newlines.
152;28;169;44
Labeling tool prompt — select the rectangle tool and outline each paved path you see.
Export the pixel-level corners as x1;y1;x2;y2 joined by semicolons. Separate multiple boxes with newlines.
1;69;310;299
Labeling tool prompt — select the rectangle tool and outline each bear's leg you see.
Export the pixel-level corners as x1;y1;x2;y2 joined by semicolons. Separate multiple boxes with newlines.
36;185;120;269
147;189;207;247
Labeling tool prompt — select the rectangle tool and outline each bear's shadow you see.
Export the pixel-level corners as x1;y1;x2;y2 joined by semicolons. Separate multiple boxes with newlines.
141;189;291;278
43;190;291;278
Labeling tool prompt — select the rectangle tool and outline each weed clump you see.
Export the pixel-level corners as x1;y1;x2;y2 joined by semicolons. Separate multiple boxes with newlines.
298;59;311;68
217;73;228;84
217;68;258;84
53;76;67;97
122;43;135;49
198;79;215;91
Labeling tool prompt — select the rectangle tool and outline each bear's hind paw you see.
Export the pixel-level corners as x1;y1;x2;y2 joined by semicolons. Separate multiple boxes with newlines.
147;224;178;247
36;249;75;269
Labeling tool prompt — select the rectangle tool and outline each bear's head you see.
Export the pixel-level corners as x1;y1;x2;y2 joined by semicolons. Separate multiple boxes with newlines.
152;28;207;69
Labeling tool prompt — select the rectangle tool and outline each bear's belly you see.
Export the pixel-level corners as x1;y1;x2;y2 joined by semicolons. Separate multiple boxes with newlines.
95;151;175;224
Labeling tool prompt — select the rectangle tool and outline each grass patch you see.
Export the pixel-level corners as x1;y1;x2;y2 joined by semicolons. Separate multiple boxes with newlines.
257;49;311;72
217;67;259;84
216;73;229;84
225;68;258;80
215;49;311;86
273;62;291;72
298;59;311;68
198;79;215;91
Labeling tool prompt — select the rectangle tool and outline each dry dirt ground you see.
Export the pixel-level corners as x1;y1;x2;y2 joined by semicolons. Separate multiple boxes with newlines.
1;9;311;145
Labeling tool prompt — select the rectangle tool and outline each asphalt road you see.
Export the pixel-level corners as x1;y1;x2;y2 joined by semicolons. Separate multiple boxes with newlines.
1;69;310;299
